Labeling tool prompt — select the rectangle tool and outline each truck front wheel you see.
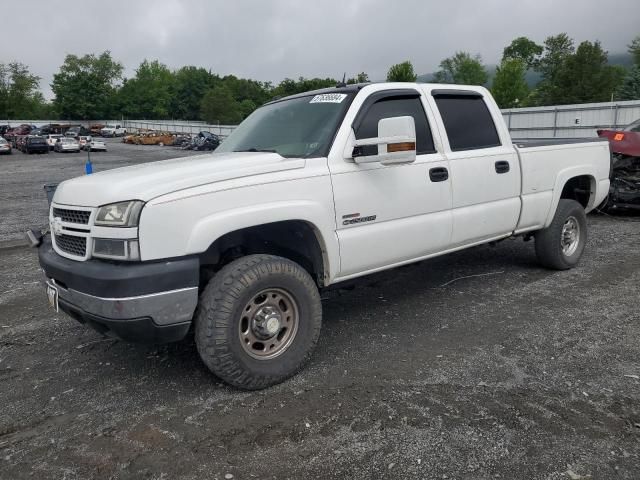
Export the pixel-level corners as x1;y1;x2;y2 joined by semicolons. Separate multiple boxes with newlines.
535;199;587;270
195;254;322;390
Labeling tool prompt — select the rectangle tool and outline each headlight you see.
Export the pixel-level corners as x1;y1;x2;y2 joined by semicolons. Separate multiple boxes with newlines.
95;201;144;227
93;238;140;261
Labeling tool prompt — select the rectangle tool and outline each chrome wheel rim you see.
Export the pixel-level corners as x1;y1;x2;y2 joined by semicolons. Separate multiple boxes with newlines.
561;216;580;256
238;288;299;360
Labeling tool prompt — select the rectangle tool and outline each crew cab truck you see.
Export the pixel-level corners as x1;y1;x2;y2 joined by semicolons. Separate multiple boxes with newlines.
100;124;126;137
37;83;611;390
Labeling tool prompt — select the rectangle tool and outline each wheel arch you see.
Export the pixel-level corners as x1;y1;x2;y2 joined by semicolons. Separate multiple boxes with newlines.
545;168;597;227
189;203;338;287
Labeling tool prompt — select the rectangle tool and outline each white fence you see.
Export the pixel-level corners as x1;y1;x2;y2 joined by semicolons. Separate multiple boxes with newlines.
1;119;117;127
6;99;640;141
122;120;236;138
502;100;640;139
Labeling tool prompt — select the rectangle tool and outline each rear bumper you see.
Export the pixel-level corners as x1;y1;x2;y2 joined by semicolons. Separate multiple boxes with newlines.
39;236;200;344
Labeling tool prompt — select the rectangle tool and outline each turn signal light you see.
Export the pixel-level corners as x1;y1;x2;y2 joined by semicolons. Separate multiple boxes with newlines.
387;142;416;153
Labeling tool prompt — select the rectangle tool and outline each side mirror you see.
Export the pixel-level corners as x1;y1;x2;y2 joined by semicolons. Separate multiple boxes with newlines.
352;116;417;165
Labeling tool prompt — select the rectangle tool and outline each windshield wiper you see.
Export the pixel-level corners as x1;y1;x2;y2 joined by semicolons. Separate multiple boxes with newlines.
233;148;277;153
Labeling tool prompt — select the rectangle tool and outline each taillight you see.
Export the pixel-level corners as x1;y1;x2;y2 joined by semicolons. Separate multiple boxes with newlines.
613;133;625;141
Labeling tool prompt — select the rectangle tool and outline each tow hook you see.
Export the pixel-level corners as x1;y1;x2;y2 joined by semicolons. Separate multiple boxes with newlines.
25;228;44;248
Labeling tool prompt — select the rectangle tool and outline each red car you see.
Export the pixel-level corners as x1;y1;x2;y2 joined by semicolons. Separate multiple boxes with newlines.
597;119;640;211
5;124;33;146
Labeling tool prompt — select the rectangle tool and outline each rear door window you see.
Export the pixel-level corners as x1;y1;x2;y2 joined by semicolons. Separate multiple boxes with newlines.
434;94;501;151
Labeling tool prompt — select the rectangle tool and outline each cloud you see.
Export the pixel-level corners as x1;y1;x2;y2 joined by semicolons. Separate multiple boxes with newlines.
1;0;636;100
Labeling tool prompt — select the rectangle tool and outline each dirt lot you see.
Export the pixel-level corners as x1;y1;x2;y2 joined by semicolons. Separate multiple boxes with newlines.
0;138;200;245
1;142;639;479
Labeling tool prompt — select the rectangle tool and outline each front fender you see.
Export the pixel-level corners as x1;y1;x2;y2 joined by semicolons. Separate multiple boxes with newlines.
187;200;339;278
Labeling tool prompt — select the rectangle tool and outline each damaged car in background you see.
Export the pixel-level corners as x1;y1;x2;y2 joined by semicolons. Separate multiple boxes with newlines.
598;119;640;211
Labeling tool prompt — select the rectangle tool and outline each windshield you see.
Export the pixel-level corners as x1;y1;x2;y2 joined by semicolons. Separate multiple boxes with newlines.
624;119;640;132
216;93;354;158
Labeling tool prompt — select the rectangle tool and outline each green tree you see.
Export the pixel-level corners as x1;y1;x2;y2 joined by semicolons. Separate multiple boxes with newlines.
117;60;174;119
386;61;417;82
0;62;48;119
628;35;640;66
617;65;640;100
200;85;242;124
536;33;575;79
222;74;271;107
239;98;257;119
347;72;370;84
532;33;574;104
52;51;123;119
543;40;625;105
433;52;488;85
271;77;337;98
502;37;543;69
491;59;529;108
169;66;218;120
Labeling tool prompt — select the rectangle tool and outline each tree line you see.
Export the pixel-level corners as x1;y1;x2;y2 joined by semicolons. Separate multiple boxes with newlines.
1;34;639;123
387;34;640;109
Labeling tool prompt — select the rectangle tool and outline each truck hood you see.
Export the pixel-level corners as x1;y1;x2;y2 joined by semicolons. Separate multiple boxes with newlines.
53;152;305;207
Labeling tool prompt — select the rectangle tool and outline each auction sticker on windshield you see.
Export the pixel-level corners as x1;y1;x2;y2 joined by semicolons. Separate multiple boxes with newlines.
310;94;347;103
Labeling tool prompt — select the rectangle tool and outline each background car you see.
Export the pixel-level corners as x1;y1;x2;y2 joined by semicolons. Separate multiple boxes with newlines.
45;134;63;150
89;123;105;136
15;136;28;152
0;137;11;155
54;137;80;153
77;135;92;149
65;126;91;138
24;136;49;154
83;139;107;152
597;119;640;211
100;124;126;137
5;125;32;146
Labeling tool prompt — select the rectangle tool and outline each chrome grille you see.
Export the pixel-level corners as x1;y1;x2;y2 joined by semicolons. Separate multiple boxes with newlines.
52;208;90;224
54;234;87;257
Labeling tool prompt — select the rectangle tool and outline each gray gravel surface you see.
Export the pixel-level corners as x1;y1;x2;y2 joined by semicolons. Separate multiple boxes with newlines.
0;138;200;244
1;211;639;479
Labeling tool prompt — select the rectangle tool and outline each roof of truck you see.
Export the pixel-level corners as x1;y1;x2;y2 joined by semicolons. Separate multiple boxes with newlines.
265;83;372;105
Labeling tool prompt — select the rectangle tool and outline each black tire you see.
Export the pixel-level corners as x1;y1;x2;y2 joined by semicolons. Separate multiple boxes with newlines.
195;254;322;390
535;199;587;270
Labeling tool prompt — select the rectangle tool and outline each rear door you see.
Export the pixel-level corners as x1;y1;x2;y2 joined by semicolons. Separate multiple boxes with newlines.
329;88;452;279
429;89;521;246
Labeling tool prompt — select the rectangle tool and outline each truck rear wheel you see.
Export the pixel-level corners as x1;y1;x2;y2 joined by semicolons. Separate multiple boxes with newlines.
535;199;587;270
195;254;322;390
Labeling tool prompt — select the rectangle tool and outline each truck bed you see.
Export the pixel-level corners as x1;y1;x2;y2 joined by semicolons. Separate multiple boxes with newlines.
513;138;609;148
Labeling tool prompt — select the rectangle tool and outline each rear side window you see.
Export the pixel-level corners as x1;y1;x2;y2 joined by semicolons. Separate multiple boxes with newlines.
355;97;435;155
434;95;501;151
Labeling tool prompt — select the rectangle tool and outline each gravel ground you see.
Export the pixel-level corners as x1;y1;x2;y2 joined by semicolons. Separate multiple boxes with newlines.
0;142;639;479
0;138;200;244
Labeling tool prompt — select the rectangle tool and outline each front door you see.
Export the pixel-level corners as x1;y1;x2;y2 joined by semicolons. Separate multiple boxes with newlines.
329;90;453;280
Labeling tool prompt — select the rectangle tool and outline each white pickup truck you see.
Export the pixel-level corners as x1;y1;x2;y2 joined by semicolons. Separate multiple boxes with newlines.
37;83;611;389
100;124;126;137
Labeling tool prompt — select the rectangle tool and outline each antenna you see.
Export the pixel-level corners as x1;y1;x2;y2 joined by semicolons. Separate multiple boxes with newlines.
336;72;347;88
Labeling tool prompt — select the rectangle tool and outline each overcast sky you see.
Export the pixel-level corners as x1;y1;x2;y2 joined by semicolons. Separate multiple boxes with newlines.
1;0;637;99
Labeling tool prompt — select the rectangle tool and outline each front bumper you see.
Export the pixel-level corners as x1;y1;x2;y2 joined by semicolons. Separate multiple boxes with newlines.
39;237;200;343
